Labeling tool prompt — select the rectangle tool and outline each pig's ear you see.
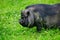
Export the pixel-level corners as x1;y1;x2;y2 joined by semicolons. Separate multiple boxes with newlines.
27;10;34;16
27;11;33;15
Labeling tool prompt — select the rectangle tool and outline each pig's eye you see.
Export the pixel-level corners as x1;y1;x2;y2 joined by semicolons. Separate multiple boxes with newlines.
27;11;30;16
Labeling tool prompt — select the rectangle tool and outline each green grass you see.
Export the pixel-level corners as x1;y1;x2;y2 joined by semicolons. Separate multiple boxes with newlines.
0;0;60;40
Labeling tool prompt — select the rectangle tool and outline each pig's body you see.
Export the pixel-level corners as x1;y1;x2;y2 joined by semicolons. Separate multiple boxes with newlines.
19;3;60;32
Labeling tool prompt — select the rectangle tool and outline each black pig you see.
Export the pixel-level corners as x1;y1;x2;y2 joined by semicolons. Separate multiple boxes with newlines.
19;3;60;32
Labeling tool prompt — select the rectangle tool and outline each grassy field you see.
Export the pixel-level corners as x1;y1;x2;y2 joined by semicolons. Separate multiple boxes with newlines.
0;0;60;40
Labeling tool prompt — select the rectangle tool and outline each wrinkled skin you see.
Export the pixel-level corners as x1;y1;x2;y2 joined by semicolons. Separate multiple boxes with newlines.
19;3;60;32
